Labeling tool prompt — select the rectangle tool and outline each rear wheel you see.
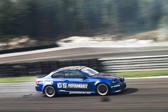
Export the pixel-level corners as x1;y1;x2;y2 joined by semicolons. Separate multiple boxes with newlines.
96;83;109;96
44;86;56;98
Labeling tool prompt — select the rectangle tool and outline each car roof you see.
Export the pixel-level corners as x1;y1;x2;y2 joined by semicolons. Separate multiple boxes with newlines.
57;66;86;71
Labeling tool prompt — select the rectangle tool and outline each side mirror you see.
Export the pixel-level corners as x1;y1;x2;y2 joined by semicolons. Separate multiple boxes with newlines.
81;75;87;79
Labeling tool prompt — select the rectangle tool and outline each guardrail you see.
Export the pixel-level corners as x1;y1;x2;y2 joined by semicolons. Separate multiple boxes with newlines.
99;55;168;72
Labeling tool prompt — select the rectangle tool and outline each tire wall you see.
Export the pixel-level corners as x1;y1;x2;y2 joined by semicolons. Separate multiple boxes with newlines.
0;59;100;77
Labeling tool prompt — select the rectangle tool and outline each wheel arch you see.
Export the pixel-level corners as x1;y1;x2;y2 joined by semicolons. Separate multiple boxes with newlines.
95;82;110;94
43;84;57;94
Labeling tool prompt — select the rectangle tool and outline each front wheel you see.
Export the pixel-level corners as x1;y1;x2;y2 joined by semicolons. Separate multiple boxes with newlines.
96;83;109;96
44;86;56;98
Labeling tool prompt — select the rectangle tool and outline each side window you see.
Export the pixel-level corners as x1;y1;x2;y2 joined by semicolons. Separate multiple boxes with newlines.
64;70;83;78
52;71;65;78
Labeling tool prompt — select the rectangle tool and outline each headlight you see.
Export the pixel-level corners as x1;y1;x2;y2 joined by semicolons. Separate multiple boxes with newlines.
110;81;119;84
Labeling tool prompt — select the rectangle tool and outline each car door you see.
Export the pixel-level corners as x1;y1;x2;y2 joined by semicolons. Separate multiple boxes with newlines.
51;71;67;92
63;70;91;92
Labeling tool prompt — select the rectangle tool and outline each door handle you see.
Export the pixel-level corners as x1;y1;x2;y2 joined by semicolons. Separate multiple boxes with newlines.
64;80;69;82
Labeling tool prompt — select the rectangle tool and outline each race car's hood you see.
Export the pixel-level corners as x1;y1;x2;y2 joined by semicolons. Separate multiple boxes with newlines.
92;73;122;79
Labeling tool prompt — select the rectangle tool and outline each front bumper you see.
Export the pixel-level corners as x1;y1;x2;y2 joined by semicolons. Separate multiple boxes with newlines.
111;82;126;93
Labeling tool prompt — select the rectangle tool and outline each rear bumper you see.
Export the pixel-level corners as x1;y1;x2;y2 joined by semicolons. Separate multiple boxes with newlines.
35;85;43;93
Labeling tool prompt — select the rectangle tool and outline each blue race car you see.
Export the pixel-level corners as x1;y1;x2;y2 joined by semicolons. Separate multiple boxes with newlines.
35;66;126;97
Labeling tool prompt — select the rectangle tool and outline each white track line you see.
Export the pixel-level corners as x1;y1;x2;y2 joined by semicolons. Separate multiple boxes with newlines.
126;75;168;79
0;50;130;64
0;44;168;59
0;46;77;58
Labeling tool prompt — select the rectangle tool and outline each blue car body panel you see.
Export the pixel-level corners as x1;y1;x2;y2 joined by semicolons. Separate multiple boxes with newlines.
35;66;126;95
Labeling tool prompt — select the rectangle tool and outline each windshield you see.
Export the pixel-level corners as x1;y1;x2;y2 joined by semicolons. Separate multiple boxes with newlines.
82;67;99;76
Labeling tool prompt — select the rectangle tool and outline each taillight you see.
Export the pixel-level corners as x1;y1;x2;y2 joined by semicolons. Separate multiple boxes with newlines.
36;80;40;84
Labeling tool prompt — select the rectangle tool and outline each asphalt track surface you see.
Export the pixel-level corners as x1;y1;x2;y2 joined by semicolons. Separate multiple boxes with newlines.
0;47;168;64
0;77;168;112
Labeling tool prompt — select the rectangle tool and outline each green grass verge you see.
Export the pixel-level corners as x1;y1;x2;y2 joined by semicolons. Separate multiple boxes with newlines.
0;76;36;83
0;70;168;83
113;70;168;78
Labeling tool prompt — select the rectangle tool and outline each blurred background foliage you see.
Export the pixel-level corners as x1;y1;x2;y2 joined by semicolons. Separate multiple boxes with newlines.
0;0;168;40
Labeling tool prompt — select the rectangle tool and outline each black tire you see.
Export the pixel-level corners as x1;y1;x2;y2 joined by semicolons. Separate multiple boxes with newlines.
96;83;109;96
44;86;56;98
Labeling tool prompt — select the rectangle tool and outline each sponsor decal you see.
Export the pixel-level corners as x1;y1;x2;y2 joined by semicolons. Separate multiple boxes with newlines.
42;80;53;84
69;92;91;94
60;90;65;92
57;83;88;89
113;84;120;87
115;90;121;92
68;84;88;88
57;83;63;88
63;83;67;88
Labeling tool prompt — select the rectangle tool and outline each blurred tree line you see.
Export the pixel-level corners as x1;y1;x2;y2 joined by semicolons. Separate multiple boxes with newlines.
0;0;168;39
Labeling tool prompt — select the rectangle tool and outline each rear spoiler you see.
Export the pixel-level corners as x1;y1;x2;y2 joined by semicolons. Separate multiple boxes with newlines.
36;74;47;78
